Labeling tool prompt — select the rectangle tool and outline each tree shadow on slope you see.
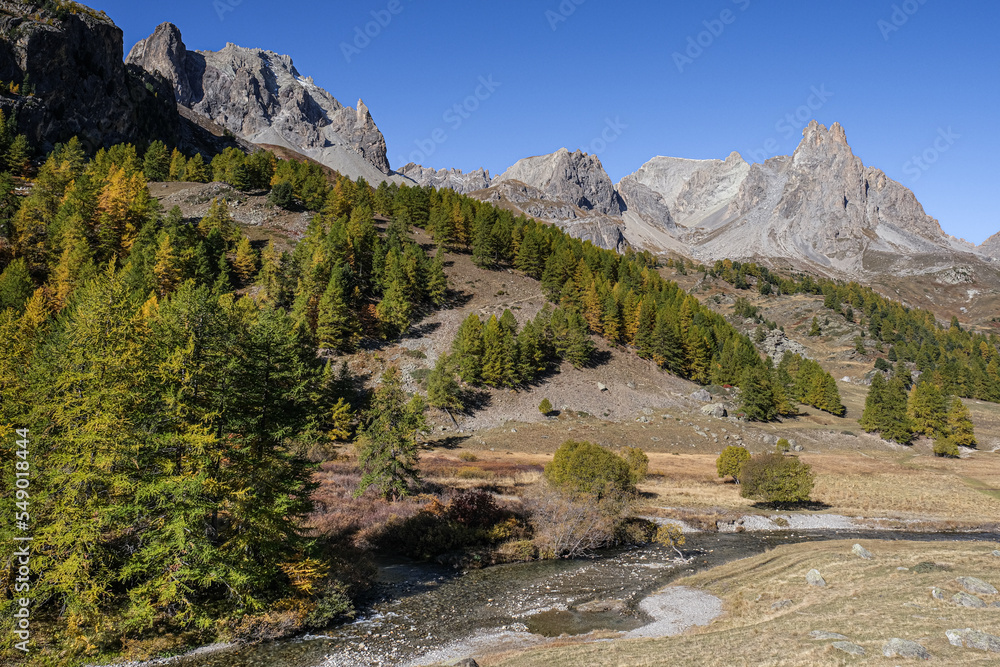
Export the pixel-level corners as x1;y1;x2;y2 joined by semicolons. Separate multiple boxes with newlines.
749;500;833;512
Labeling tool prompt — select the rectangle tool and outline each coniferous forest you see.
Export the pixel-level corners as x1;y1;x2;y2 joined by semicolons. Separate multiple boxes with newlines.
0;132;787;656
0;127;990;660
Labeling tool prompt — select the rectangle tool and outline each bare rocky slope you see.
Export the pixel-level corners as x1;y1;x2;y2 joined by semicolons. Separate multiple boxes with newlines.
126;22;405;184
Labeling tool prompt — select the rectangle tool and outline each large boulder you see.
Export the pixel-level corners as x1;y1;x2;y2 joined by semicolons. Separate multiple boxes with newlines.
882;638;931;660
805;569;826;587
851;544;874;560
832;641;865;656
957;576;998;595
952;592;988;608
946;628;1000;652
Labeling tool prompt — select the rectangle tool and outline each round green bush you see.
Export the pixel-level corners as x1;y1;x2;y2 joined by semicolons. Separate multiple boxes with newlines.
738;453;814;503
544;440;634;500
716;445;751;482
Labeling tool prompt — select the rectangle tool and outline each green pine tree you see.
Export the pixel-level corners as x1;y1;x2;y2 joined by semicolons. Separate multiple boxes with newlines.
316;264;358;352
945;396;977;448
427;354;463;415
143;140;170;181
452;313;484;383
355;366;426;500
738;364;777;422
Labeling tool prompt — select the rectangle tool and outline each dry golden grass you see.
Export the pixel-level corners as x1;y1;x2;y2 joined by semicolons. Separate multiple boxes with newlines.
631;449;1000;526
483;539;1000;667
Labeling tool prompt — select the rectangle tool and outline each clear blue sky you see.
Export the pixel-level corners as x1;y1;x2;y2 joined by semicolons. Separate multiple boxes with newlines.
94;0;998;243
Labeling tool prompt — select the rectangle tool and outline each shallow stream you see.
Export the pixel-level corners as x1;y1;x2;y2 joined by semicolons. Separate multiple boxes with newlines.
159;530;999;667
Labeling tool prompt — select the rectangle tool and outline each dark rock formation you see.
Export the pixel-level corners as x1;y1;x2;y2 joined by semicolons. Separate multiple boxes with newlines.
0;1;178;151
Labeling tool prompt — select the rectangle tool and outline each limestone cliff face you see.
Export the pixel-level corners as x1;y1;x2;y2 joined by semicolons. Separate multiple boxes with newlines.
614;121;978;276
495;148;623;216
127;22;391;179
0;1;177;151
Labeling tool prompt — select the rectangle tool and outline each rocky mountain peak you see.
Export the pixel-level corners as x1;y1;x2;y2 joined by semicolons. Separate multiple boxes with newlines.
127;23;392;180
397;163;492;195
496;148;623;216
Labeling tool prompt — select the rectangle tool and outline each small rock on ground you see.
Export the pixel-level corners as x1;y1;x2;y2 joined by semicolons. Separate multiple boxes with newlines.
832;641;866;656
953;592;988;608
992;550;1000;557
806;569;826;587
946;628;1000;652
931;587;946;600
957;576;998;595
771;599;792;610
851;544;873;559
882;638;931;660
810;630;849;640
690;389;712;402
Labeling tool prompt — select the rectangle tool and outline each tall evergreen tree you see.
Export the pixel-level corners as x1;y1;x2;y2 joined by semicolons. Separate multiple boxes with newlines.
481;314;517;387
907;381;946;437
946;396;977;448
232;235;258;285
738;364;777;422
427;354;463;416
143;140;170;181
452;313;484;383
355;366;426;500
315;264;358;352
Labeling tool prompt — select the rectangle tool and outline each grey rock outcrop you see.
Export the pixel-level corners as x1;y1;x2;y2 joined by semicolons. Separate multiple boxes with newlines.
700;404;728;418
946;628;1000;652
952;591;987;608
690;389;713;403
475;179;626;251
957;576;998;595
805;569;826;587
127;23;393;181
0;3;179;151
496;148;623;216
758;329;808;362
851;544;873;560
882;638;930;660
397;163;492;194
978;232;1000;260
691;122;973;276
609;121;988;283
